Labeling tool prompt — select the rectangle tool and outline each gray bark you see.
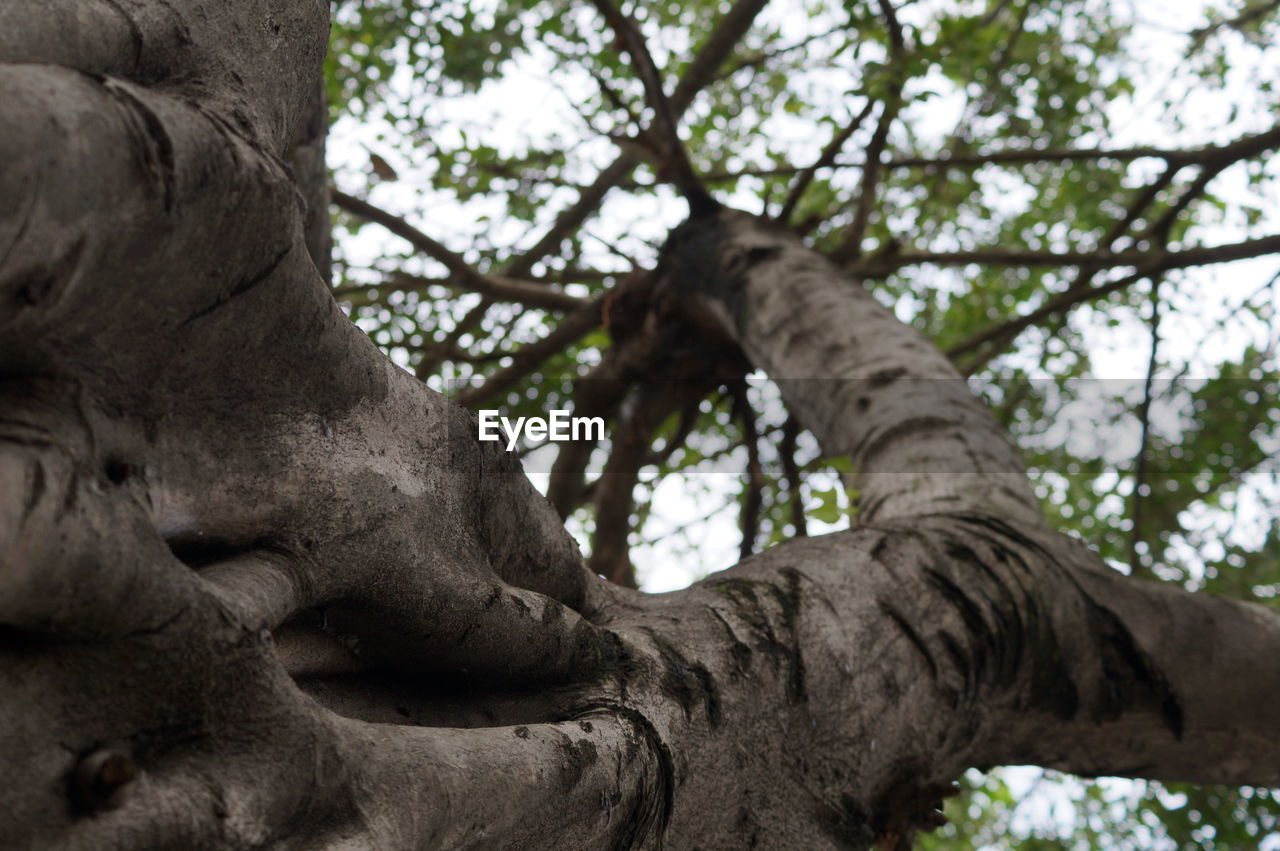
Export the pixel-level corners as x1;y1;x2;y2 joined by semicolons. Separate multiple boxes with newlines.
1;3;1277;850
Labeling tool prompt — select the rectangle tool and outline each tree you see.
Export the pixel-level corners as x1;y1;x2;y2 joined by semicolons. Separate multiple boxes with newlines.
1;0;1278;847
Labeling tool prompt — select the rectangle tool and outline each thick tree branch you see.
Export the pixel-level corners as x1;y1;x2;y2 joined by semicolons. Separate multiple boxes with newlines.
659;210;1044;525
0;4;667;847
637;206;1280;809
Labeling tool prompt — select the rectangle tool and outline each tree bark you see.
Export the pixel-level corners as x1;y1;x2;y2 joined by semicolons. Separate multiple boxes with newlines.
1;3;1277;850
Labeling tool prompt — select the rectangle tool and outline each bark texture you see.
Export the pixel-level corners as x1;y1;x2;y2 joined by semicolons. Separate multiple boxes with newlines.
1;3;1278;850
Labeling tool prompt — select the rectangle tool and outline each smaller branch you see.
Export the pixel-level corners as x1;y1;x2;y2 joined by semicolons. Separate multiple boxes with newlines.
336;192;550;379
946;140;1269;373
588;0;714;210
944;234;1280;361
583;231;643;271
584;64;645;128
1104;164;1180;249
417;298;494;379
645;399;701;470
587;0;673;138
546;317;701;517
507;157;640;279
949;163;1185;373
589;388;678;588
834;103;898;262
334;273;588;312
776;99;875;224
834;0;906;262
890;123;1280;171
333;190;478;281
668;0;772;114
486;128;1280;197
1128;278;1163;580
1187;0;1280;53
1141;161;1230;247
858;233;1280;277
409;342;509;365
504;0;770;277
711;28;847;82
547;350;639;518
1169;269;1280;385
902;0;1029;231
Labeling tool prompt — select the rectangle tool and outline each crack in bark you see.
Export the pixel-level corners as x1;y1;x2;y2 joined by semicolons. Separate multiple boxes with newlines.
180;244;292;326
123;604;191;638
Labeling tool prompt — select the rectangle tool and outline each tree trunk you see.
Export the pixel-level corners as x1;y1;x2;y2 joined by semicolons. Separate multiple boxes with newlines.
1;3;1277;849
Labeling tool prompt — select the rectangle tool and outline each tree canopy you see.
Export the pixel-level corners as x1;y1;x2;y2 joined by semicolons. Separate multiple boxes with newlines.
324;0;1280;845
